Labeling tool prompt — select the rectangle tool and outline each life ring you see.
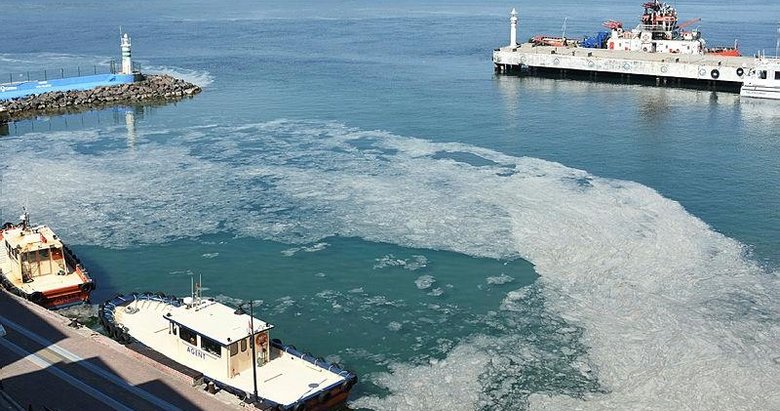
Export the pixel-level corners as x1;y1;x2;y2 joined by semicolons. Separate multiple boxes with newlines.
711;69;720;79
736;67;744;77
698;68;706;77
660;65;668;73
255;333;268;346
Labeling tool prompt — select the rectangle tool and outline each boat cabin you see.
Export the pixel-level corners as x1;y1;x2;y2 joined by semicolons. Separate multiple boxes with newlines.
2;222;76;285
740;58;780;100
159;297;274;381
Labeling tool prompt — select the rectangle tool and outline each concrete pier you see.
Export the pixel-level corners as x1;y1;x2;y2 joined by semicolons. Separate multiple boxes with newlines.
0;290;241;410
493;43;756;92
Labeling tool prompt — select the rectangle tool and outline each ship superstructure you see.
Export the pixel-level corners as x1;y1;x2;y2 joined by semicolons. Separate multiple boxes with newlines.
0;210;94;309
604;1;737;56
741;57;780;100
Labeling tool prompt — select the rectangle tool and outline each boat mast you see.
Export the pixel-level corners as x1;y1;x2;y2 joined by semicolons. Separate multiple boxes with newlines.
775;22;779;58
20;207;29;230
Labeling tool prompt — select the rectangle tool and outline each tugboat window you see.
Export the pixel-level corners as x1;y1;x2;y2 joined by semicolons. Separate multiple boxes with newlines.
201;335;222;357
759;70;767;79
240;338;247;352
775;71;780;80
229;342;238;357
179;326;198;346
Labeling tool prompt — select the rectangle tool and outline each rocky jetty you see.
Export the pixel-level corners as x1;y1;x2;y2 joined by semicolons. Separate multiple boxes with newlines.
0;74;201;122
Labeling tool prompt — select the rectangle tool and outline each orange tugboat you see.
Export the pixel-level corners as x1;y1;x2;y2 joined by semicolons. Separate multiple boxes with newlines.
0;209;94;309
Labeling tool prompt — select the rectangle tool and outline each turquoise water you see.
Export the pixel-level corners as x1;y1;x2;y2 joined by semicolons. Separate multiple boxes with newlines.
1;1;779;410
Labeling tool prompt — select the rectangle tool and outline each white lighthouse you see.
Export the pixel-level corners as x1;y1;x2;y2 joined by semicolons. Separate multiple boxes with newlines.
509;8;518;48
121;33;133;74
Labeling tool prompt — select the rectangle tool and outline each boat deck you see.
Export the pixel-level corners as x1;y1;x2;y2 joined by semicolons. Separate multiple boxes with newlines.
9;271;85;294
115;299;346;406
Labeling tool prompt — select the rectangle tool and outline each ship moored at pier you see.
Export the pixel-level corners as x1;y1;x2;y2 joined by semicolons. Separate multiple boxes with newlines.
740;57;780;100
494;2;763;92
0;210;95;309
99;282;357;411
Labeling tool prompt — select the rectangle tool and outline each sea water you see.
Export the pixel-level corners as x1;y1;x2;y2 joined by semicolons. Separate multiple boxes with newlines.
1;1;778;410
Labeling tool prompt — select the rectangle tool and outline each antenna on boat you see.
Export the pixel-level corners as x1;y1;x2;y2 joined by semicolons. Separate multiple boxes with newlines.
197;273;202;303
20;207;29;230
775;22;779;58
190;273;202;306
561;17;569;39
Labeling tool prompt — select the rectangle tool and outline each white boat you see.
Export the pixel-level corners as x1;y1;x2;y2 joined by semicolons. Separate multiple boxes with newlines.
99;282;357;411
741;57;780;100
0;209;94;309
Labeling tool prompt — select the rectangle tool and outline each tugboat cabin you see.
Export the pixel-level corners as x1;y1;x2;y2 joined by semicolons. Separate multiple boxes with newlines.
0;214;93;308
163;297;274;380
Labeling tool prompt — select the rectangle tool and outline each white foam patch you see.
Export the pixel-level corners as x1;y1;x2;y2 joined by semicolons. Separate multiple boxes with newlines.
414;275;435;290
0;120;778;410
486;273;514;285
142;65;214;87
281;242;330;256
357;340;491;411
374;255;429;271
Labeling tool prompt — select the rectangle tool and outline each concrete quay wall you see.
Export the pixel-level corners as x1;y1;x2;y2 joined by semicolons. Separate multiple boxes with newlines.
493;44;756;90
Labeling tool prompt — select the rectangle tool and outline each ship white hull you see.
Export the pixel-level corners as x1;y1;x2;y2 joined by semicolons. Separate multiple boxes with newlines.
740;85;780;100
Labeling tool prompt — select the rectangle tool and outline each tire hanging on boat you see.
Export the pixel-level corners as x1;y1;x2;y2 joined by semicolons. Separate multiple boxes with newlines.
29;292;44;304
711;69;720;79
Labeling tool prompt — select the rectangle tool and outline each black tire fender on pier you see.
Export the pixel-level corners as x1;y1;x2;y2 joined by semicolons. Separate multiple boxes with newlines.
29;292;45;304
711;69;720;79
736;67;744;77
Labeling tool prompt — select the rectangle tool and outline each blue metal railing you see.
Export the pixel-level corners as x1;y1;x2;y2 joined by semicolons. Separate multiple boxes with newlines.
1;61;141;85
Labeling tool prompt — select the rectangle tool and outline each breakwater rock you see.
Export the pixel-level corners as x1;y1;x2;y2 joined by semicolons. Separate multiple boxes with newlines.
0;74;201;122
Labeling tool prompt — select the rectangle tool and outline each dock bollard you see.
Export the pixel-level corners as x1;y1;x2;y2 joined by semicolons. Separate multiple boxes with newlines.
207;381;217;394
